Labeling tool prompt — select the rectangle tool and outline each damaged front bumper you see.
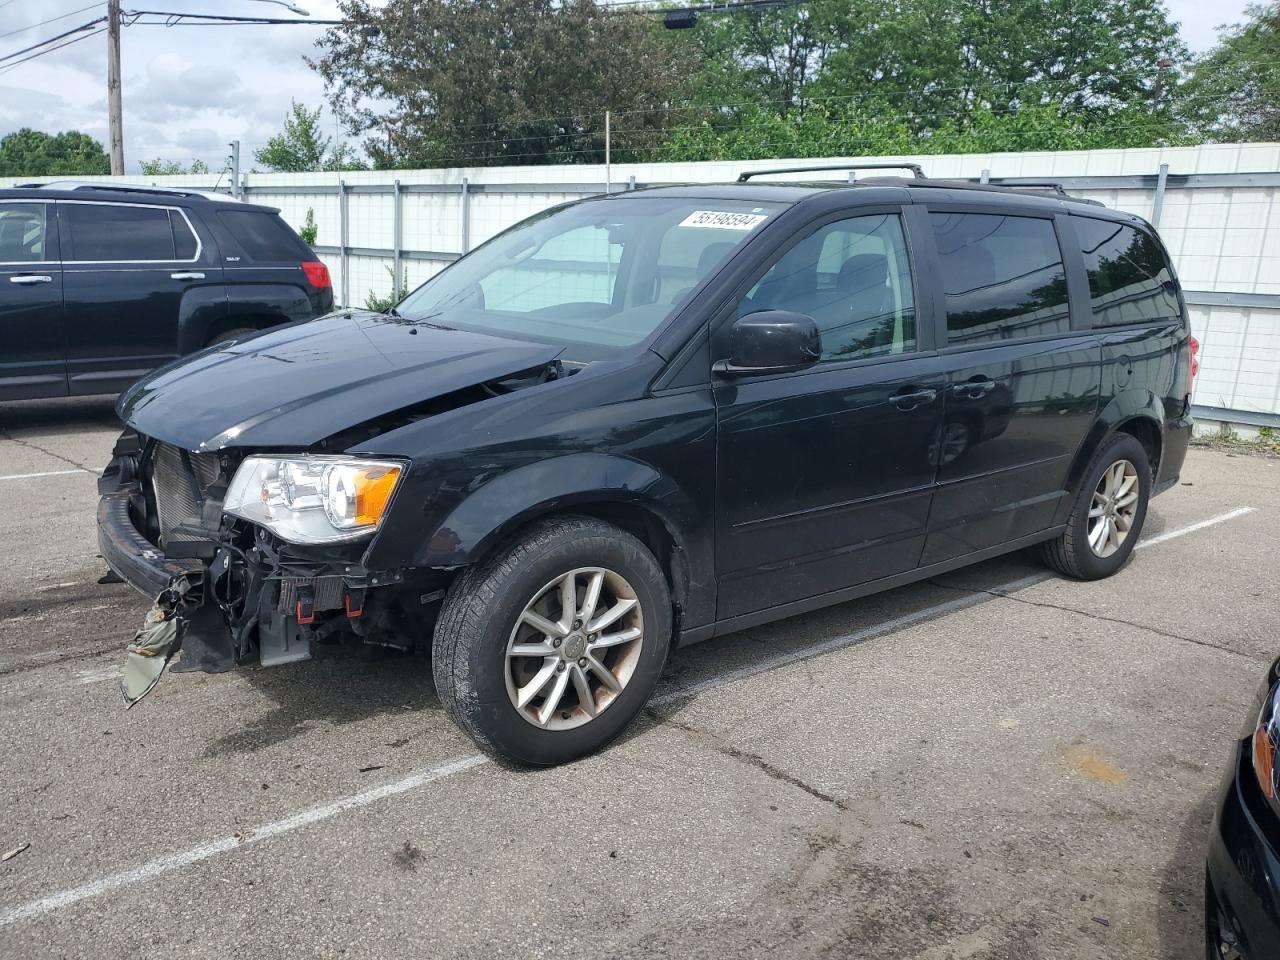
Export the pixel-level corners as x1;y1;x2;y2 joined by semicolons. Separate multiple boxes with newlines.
97;434;428;694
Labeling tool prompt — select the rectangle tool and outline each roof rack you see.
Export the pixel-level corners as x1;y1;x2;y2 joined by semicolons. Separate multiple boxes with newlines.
737;162;927;182
17;180;239;203
899;177;1106;206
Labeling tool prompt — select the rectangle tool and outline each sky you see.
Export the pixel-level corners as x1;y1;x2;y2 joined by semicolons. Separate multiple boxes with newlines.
0;0;1257;175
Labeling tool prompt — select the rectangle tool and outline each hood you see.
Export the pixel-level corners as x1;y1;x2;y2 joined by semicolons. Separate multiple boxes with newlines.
119;311;564;452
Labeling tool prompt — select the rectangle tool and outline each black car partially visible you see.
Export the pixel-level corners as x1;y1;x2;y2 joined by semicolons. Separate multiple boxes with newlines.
0;181;332;402
1207;656;1280;958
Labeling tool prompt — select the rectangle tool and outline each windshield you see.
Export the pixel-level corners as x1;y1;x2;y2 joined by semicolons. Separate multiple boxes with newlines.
396;196;781;359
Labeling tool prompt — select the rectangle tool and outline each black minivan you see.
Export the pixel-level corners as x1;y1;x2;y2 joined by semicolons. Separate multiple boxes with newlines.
97;167;1196;764
0;181;332;401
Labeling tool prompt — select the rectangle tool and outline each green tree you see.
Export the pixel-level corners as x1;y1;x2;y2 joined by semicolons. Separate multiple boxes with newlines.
254;101;365;172
1181;3;1280;141
310;0;686;167
660;0;1188;137
0;128;110;177
139;158;211;175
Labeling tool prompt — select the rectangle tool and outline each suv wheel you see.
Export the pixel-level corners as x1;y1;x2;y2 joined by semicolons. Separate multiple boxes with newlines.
433;516;671;765
1039;433;1151;580
206;327;257;347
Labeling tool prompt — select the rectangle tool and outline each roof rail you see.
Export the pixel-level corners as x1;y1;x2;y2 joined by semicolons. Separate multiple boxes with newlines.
16;180;239;203
902;178;1107;206
737;162;927;182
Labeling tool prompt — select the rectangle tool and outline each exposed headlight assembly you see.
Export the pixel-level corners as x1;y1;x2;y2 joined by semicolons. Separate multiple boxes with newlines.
224;455;405;544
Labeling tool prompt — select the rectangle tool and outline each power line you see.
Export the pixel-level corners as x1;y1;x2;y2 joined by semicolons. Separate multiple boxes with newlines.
0;24;105;77
0;15;106;65
0;2;104;43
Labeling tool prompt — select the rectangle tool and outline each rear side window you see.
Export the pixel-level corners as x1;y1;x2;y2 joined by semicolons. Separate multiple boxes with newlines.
1073;217;1179;325
172;214;198;259
930;213;1070;345
0;202;48;262
217;210;308;262
63;203;183;261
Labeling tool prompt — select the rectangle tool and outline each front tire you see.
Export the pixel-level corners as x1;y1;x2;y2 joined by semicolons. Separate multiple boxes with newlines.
1039;433;1151;580
432;516;672;766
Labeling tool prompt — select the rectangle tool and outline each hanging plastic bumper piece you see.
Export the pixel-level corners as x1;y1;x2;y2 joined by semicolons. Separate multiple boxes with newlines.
120;573;232;707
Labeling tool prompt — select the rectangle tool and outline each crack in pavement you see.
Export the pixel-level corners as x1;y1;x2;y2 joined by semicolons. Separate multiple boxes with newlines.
0;429;94;472
644;707;850;811
927;580;1266;664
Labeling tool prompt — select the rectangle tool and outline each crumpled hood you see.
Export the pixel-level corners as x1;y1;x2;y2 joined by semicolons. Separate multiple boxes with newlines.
118;311;563;452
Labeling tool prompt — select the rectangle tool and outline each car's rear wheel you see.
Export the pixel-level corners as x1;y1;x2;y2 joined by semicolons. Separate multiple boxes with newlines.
1039;432;1151;579
432;515;671;765
206;326;257;347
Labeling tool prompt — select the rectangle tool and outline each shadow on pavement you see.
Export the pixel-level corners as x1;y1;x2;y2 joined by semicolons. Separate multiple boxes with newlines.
0;396;120;435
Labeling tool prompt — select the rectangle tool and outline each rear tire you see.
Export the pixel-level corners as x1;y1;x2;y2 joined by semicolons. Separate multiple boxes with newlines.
432;515;672;766
206;327;257;347
1039;432;1151;580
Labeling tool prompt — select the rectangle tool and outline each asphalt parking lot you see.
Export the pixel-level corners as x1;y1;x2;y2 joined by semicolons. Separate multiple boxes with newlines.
0;397;1276;959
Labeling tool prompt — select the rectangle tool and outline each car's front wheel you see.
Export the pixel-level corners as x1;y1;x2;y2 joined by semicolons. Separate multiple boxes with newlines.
432;516;671;765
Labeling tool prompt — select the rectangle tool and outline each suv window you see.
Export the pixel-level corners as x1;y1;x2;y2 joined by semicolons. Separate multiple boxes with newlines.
1073;217;1179;325
64;203;181;261
930;212;1069;345
740;213;916;362
0;202;47;262
218;210;308;262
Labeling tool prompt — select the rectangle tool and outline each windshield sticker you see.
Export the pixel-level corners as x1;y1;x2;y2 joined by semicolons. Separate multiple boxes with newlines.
679;210;769;231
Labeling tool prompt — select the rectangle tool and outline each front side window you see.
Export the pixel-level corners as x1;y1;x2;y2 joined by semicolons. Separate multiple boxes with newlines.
930;212;1069;345
739;213;916;362
1073;217;1178;326
396;197;781;359
0;203;47;262
64;203;179;261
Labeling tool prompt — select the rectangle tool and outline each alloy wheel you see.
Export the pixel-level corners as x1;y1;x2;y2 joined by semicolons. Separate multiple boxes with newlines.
505;567;644;730
1088;459;1140;558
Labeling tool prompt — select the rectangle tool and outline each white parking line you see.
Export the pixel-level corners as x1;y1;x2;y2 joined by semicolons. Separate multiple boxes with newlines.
0;503;1258;929
0;469;90;482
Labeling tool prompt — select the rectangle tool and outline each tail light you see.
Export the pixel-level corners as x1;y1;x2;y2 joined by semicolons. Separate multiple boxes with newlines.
1186;335;1200;396
301;260;331;290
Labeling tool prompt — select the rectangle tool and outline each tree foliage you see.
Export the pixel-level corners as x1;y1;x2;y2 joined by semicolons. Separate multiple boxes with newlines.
1182;3;1280;141
254;101;365;172
139;158;210;175
311;0;686;167
0;128;110;177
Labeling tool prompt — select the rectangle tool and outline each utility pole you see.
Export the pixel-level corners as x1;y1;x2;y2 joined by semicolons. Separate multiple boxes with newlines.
107;0;124;174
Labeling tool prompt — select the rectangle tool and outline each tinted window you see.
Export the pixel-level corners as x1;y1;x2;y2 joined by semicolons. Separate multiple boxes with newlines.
218;210;307;262
930;213;1069;345
1073;217;1178;325
65;203;176;261
741;214;916;362
0;203;47;262
172;213;198;259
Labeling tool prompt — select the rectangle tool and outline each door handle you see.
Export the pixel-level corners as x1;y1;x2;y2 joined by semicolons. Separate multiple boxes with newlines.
170;272;205;280
9;274;52;284
952;378;997;399
890;387;938;411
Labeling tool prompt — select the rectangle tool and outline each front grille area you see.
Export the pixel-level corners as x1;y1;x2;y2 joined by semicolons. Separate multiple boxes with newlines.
150;442;223;546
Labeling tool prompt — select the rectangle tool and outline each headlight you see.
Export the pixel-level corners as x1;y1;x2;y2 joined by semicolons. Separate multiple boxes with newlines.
1253;680;1280;802
223;455;405;544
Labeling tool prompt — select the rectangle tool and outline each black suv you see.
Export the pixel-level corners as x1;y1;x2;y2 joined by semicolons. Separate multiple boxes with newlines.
97;166;1196;765
0;181;333;401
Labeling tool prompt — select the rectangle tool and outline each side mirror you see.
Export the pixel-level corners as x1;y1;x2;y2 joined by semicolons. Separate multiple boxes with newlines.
713;310;821;376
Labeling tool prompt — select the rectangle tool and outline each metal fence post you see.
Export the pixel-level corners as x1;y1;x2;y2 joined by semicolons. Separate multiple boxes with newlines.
1152;163;1170;227
460;178;471;254
979;168;990;184
627;175;636;191
338;179;349;308
392;178;403;292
